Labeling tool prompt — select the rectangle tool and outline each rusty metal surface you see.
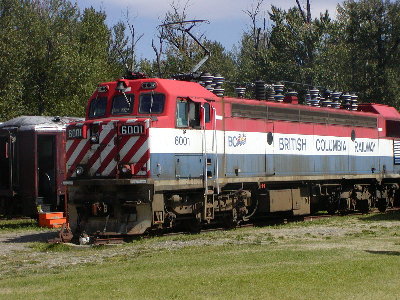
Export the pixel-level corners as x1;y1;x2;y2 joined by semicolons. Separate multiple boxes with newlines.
59;223;73;243
48;223;73;244
0;116;82;216
93;237;124;245
0;116;83;130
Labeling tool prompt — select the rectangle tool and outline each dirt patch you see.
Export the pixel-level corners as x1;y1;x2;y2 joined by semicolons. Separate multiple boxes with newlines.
0;230;59;255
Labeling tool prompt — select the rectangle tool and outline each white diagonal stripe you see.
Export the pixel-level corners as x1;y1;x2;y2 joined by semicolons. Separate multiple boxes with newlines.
119;136;139;159
102;160;117;176
131;139;149;163
67;139;88;167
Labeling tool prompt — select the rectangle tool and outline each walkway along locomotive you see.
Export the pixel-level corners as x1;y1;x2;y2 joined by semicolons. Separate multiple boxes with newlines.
64;73;400;237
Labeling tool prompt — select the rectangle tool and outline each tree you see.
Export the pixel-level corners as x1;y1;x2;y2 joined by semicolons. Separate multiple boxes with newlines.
335;0;400;106
0;0;28;119
0;0;122;120
235;0;272;84
148;0;236;83
151;0;202;77
236;1;333;90
109;11;144;76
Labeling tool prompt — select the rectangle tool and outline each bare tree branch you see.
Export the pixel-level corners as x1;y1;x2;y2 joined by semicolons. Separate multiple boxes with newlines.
124;10;144;71
295;0;311;24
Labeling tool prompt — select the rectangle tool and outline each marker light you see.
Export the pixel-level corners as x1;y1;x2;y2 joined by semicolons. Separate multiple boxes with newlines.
141;82;157;89
97;85;109;93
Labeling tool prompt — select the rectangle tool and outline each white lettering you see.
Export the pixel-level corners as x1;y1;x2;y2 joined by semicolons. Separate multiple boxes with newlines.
120;125;144;135
67;128;82;139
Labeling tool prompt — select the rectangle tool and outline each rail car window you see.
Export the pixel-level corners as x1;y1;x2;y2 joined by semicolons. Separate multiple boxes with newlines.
89;97;107;118
139;93;165;114
0;137;9;188
231;103;377;128
386;120;400;137
111;94;134;115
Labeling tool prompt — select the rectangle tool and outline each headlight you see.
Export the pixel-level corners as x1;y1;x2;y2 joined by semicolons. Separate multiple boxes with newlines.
119;164;132;176
121;165;131;173
90;134;99;143
76;166;84;176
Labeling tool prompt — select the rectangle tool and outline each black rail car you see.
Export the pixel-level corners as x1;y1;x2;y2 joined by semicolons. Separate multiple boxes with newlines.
0;116;82;216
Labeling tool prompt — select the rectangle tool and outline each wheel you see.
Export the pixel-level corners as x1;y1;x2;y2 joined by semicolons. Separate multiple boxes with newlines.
377;198;387;213
186;218;201;234
358;200;370;214
222;209;238;229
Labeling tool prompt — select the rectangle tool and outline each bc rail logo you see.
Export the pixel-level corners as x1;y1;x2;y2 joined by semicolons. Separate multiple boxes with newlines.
228;133;247;147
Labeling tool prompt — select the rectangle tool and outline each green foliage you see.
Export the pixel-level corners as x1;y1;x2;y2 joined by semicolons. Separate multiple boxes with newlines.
237;5;334;90
1;0;400;120
235;0;400;107
0;0;124;121
0;0;29;120
335;0;400;106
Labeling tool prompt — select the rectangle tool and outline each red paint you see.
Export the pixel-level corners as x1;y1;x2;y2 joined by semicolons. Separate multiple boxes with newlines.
66;77;400;180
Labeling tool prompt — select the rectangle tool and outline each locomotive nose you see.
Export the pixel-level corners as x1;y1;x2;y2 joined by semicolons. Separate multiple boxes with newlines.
66;119;150;179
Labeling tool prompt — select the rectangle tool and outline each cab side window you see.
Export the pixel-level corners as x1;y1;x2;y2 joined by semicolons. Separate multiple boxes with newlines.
177;98;203;128
176;100;189;127
176;98;212;128
188;102;200;127
203;102;211;123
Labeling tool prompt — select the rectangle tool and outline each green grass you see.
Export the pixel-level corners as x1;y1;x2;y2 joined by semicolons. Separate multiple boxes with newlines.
0;211;399;299
29;242;74;252
0;218;42;232
0;244;399;300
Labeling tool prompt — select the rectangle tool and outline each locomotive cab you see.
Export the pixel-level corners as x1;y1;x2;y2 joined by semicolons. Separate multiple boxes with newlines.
65;76;223;236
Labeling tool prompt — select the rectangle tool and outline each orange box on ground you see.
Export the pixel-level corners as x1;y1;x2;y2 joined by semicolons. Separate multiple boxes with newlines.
38;212;66;228
38;212;64;222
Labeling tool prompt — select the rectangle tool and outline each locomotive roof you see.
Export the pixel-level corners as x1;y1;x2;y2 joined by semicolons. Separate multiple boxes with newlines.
100;77;219;100
0;116;83;130
224;97;400;120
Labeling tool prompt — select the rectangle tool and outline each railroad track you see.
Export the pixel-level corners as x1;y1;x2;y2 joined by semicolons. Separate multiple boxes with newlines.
90;207;400;245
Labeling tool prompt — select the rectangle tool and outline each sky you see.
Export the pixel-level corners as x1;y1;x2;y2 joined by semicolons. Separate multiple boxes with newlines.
75;0;342;60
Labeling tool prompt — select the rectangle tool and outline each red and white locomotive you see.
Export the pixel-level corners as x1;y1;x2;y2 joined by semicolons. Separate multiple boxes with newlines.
65;72;400;237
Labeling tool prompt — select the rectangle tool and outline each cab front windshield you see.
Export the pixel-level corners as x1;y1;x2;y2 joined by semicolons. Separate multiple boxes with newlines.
88;97;107;118
139;93;165;114
112;94;134;115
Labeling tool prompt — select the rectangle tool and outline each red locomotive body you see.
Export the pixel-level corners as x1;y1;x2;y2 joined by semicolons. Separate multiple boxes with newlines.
64;74;400;239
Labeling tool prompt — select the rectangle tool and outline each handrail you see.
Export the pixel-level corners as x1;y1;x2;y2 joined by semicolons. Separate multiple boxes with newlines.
212;106;220;194
201;105;207;193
